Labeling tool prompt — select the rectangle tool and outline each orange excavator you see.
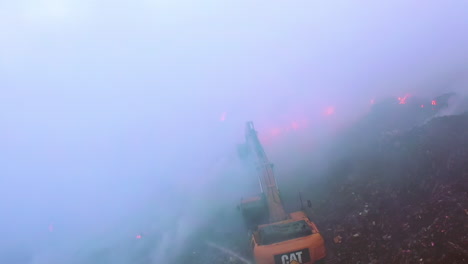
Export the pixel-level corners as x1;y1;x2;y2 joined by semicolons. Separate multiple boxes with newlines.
238;122;326;264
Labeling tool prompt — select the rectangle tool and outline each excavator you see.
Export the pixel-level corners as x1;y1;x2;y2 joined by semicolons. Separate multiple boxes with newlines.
238;122;326;264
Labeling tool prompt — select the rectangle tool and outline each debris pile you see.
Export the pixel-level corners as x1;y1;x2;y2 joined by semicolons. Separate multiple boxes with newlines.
313;114;468;264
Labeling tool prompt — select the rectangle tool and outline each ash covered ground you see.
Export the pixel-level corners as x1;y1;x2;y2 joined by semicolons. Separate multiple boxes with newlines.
177;95;468;264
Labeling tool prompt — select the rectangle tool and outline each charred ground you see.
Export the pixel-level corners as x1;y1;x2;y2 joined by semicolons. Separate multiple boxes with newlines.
308;109;468;263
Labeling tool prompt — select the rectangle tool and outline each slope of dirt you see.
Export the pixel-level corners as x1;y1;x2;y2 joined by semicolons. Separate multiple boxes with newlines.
310;114;468;264
176;111;468;264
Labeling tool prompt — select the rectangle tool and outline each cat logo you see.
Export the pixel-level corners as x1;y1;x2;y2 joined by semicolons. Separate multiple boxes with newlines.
274;248;311;264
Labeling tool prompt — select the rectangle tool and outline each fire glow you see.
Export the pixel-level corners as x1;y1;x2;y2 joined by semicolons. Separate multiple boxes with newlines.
398;94;410;104
291;121;299;130
220;112;227;121
270;128;282;137
325;107;335;116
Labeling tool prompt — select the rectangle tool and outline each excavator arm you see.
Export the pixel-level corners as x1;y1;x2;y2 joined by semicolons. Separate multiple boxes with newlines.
243;122;288;222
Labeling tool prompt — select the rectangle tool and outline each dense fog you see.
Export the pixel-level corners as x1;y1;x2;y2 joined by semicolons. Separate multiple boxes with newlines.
0;1;467;263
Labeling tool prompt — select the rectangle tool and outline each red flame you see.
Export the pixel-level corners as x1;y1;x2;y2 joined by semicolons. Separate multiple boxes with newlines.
421;104;424;108
431;100;437;106
398;94;410;104
136;234;142;239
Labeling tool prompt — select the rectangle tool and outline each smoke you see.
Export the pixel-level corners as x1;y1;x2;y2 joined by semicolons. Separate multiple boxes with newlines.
0;0;467;263
206;241;252;264
435;75;468;117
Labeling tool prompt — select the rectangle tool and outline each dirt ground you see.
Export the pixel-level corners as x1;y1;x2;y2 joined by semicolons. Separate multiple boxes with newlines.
310;114;468;264
180;113;468;264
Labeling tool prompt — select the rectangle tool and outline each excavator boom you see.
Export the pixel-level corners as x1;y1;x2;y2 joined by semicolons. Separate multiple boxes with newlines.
244;122;287;222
